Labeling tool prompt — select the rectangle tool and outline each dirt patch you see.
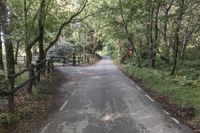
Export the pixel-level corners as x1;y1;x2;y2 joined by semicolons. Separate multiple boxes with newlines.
116;63;200;133
0;69;67;133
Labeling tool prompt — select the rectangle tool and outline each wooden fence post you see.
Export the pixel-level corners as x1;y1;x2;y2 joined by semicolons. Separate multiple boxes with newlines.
63;58;66;67
51;58;54;70
8;72;15;112
33;65;36;86
27;64;34;94
24;56;26;64
73;52;76;66
36;60;41;81
47;60;50;74
81;56;84;63
79;54;81;64
87;55;90;63
78;57;80;64
84;54;87;63
43;60;46;77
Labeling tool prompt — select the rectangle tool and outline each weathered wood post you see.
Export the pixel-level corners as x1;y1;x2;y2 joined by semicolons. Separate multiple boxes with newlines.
8;71;15;112
63;58;66;67
81;56;84;63
33;65;36;86
73;52;76;66
43;60;46;77
78;57;80;64
87;55;90;63
36;60;41;81
24;56;26;64
79;54;82;64
84;54;87;63
51;58;54;70
47;60;50;74
27;64;34;94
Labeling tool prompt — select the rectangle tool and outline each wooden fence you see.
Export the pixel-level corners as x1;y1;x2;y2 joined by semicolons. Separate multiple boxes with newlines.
0;59;54;112
0;53;94;112
61;53;92;66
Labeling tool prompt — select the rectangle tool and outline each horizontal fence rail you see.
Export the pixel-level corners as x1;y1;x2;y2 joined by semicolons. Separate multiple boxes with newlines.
0;59;54;112
0;52;95;112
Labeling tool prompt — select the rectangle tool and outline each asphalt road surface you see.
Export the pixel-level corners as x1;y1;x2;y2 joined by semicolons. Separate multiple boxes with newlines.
40;57;193;133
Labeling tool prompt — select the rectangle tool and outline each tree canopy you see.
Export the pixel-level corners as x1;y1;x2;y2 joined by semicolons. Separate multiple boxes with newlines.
0;0;200;74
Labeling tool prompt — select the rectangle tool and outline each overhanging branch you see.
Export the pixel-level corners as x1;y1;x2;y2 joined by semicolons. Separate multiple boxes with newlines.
45;0;88;53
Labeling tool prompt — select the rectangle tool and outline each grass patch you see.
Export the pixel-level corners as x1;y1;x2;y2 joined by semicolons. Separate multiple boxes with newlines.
122;63;200;118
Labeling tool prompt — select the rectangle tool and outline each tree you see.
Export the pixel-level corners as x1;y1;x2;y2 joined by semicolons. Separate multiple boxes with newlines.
0;26;4;70
44;0;89;55
0;0;16;112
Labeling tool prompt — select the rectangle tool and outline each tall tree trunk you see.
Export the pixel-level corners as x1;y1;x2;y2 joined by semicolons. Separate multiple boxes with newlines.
25;46;32;67
119;0;141;67
163;0;174;64
180;34;189;62
152;2;160;68
171;0;184;75
181;19;199;61
38;0;45;61
0;26;4;70
24;0;30;67
171;30;179;75
163;13;170;63
1;0;16;112
14;39;20;64
146;0;155;68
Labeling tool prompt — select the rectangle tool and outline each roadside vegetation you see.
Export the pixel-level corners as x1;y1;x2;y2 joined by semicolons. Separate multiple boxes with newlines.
111;49;200;131
0;70;64;133
97;0;200;131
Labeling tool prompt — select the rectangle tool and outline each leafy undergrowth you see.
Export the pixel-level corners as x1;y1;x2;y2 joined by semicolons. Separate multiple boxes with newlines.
0;70;65;133
118;63;200;132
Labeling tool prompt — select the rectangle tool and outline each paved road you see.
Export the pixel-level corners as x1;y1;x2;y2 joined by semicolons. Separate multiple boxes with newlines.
40;57;193;133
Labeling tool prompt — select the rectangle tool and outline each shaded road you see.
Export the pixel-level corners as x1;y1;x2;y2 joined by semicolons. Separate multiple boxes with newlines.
40;57;193;133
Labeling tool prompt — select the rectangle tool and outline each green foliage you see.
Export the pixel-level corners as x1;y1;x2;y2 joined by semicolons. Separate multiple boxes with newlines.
0;113;19;124
122;62;200;117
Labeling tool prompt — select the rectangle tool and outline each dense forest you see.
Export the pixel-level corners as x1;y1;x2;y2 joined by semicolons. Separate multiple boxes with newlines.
0;0;200;131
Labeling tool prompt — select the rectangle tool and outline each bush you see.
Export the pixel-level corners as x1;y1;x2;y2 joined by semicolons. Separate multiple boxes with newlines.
121;63;200;118
0;113;19;125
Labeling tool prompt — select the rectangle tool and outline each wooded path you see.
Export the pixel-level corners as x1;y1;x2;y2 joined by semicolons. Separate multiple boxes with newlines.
40;57;193;133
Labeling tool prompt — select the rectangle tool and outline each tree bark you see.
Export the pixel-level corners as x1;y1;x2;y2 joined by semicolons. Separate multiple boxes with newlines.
38;0;45;61
14;39;20;64
119;0;141;67
23;0;40;66
44;0;88;55
180;19;199;61
1;0;16;112
162;1;174;64
0;26;4;70
171;0;184;75
152;2;160;68
25;47;32;67
24;0;30;67
146;0;155;68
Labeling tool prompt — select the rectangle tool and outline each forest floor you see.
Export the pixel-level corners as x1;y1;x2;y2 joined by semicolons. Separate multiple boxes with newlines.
0;70;67;133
